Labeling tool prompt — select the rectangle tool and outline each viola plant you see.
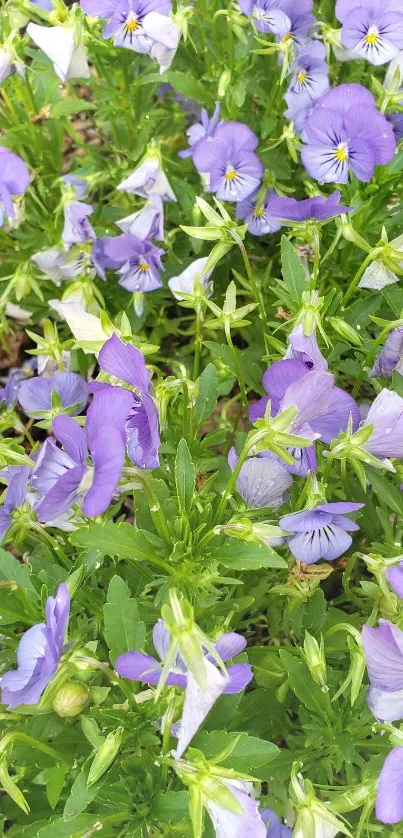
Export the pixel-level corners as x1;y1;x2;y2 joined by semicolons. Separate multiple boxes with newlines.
2;0;403;835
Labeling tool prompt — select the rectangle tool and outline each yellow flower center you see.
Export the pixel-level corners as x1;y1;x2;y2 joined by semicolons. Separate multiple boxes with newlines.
125;17;140;31
225;168;237;182
334;143;348;163
365;30;379;46
297;71;307;84
139;262;150;272
282;32;293;42
254;207;265;217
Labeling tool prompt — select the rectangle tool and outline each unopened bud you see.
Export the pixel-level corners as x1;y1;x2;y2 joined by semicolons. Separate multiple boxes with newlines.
52;682;89;718
87;727;124;787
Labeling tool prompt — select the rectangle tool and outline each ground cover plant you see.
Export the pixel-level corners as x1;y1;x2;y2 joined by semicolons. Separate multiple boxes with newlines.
2;0;403;835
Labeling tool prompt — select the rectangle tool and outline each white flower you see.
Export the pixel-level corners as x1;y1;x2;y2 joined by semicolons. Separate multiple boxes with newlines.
168;257;213;303
26;24;90;82
50;300;112;352
117;154;176;202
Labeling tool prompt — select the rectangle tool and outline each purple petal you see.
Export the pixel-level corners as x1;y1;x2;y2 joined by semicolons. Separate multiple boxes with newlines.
364;389;403;459
82;426;126;517
153;619;170;661
45;583;70;659
98;333;151;393
286;325;328;371
371;328;403;378
52;415;87;464
36;464;85;522
31;439;77;497
376;748;403;824
287;524;352;564
0;509;12;543
263;359;307;400
234;455;293;508
6;467;30;510
0;147;30;196
205;780;266;838
174;658;229;758
387;565;403;598
214;632;247;661
126;393;160;470
362;621;403;695
115;651;161;683
223;663;253;694
86;387;133;449
310;388;360;442
281;370;334;432
19;373;87;418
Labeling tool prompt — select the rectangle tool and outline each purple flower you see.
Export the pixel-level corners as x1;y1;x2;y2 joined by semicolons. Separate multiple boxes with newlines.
117;197;164;240
0;362;35;408
62;174;88;200
268;191;353;224
387;112;403;143
0;147;29;226
238;0;291;36
0;49;24;84
236;189;282;236
94;334;160;469
0;583;70;709
0;467;30;544
286;324;328;370
386;563;403;597
98;233;164;292
285;42;329;124
204;780;267;838
362;389;403;460
301;84;396;183
261;808;292;837
280;501;364;564
116;619;252;756
341;0;403;65
179;102;222;159
228;448;293;508
18;372;88;420
371;328;403;377
192;122;263;202
62;201;95;247
276;0;315;46
80;0;172;52
35;388;132;521
376;747;403;824
362;620;403;721
117;155;176;202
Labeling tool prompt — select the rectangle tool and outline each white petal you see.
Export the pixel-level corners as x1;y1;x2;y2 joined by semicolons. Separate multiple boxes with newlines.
27;24;75;81
174;659;228;759
67;44;90;79
358;261;399;290
50;300;111;349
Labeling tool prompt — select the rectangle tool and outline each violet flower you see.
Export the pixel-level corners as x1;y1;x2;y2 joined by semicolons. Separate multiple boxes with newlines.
80;0;176;59
117;196;164;240
0;467;30;544
361;388;403;460
268;191;353;224
228;448;293;508
0;147;29;226
286;324;328;371
34;388;133;521
386;563;403;597
236;189;282;236
280;501;364;564
115;619;252;758
204;780;267;838
179;102;222;159
93;334;160;469
370;327;403;377
376;747;403;824
0;49;24;85
285;42;329;123
276;0;315;46
32;247;83;283
117;155;176;202
18;372;88;420
0;584;70;709
168;257;213;302
387;112;403;143
261;808;292;837
301;84;396;183
98;233;164;293
192;122;264;203
340;0;403;65
62;174;88;200
26;24;90;82
362;620;403;721
238;0;291;36
62;201;95;247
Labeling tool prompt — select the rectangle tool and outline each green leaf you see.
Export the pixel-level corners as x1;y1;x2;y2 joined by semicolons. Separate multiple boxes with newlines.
0;548;39;600
369;470;403;515
0;758;30;813
280;236;308;305
103;576;146;663
211;540;287;570
203;341;262;390
46;766;67;810
51;98;97;118
70;524;159;563
63;769;99;820
192;731;279;773
165;70;212;105
279;650;328;717
175;439;196;514
38;815;104;838
151;790;190;821
195;363;218;426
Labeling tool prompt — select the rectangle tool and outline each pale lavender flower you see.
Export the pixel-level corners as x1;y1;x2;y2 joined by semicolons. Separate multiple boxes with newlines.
204;780;266;838
98;233;164;292
26;24;90;82
362;620;403;721
93;334;160;469
62;201;95;247
62;174;88;200
286;324;328;370
192;122;263;202
117;196;164;240
371;328;403;377
386;563;403;597
276;0;315;46
179;102;222;159
32;247;82;283
18;372;88;420
236;189;282;236
362;388;403;459
168;257;213;302
340;0;403;65
280;501;364;564
116;619;252;757
376;747;403;824
80;0;176;61
0;467;30;544
0;584;70;709
117;155;176;202
238;0;291;36
268;191;353;224
35;388;132;521
0;147;29;226
301;84;396;183
228;448;293;508
261;808;292;837
0;49;24;84
285;42;329;125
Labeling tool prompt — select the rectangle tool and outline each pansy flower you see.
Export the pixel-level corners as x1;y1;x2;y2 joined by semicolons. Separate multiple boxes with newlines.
18;373;88;421
340;0;403;65
0;467;30;545
117;197;164;241
376;747;403;824
98;233;165;293
362;388;403;460
179;102;222;159
236;188;282;236
168;257;213;303
80;0;178;66
362;619;403;721
117;155;176;202
276;0;315;47
62;202;95;248
280;501;364;564
26;23;90;82
301;83;396;183
268;191;353;224
192;122;263;203
0;584;70;709
371;327;403;377
261;808;292;837
238;0;291;36
228;448;293;508
285;41;329;126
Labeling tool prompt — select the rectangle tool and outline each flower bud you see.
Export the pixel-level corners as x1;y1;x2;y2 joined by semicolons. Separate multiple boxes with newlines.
303;632;327;690
218;69;231;99
87;727;124;787
52;682;89;718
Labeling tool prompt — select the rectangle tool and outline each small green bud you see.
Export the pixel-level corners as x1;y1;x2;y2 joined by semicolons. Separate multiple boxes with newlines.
52;682;89;718
303;632;327;690
87;727;124;787
327;317;362;347
218;69;231;98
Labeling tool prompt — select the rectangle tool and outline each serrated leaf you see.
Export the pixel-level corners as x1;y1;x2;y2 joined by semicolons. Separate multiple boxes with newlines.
192;731;279;773
103;576;145;663
70;524;159;563
63;769;98;820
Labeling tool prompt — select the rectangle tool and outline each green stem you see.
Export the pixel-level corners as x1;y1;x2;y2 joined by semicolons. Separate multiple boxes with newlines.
342;251;379;307
0;732;67;764
224;320;247;407
193;300;204;381
30;522;70;569
229;229;268;348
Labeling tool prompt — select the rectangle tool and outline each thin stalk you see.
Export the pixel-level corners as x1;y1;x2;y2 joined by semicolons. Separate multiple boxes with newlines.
224;320;247;407
30;522;70;569
229;229;268;349
193;299;204;381
342;251;380;307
